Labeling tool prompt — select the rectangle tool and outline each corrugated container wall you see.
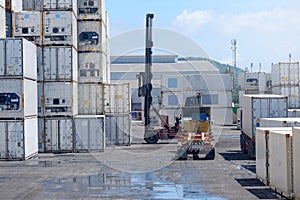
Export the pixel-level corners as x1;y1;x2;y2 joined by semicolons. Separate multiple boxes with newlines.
259;118;300;128
0;38;37;80
0;79;37;118
74;115;105;152
43;82;78;116
77;0;103;20
13;11;42;45
105;114;131;146
272;85;300;109
44;117;73;152
269;130;293;199
78;52;106;83
23;0;78;13
272;62;300;87
104;83;130;114
6;11;12;37
0;5;5;38
288;109;300;117
78;83;104;115
43;11;77;47
0;118;38;160
293;127;300;200
38;117;44;152
78;20;103;52
241;95;288;139
41;46;78;81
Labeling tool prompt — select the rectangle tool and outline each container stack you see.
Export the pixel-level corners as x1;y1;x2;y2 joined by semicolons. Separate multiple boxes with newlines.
104;83;132;146
19;0;78;153
0;0;5;38
272;62;300;108
0;38;38;160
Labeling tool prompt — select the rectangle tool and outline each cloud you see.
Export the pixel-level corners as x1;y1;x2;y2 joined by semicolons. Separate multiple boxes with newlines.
172;10;216;34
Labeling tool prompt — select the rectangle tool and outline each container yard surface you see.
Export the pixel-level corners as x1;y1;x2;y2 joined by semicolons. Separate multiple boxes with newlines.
0;121;284;200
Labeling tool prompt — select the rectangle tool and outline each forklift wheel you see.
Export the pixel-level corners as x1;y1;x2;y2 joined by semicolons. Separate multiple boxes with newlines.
144;134;159;144
205;148;215;160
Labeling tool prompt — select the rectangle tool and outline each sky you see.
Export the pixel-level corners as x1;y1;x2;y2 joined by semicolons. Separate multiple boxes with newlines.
106;0;300;72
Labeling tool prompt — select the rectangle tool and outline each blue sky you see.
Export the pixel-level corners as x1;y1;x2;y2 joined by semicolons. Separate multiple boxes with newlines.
106;0;300;72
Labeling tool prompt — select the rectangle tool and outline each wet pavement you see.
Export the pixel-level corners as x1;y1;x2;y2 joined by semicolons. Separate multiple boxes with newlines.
0;123;285;199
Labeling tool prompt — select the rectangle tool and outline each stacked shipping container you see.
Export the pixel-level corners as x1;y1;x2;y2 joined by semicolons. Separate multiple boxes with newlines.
0;38;38;160
272;62;300;108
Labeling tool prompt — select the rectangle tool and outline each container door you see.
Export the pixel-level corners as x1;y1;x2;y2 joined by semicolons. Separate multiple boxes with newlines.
0;121;6;158
59;119;73;151
117;115;130;145
92;118;104;150
7;121;24;159
6;39;23;76
45;119;57;151
57;47;72;80
75;119;88;150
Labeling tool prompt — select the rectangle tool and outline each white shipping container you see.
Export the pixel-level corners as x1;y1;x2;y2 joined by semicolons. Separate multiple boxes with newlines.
0;7;5;38
78;52;106;83
44;82;78;116
43;0;77;11
293;127;300;200
241;94;288;139
74;115;105;152
211;107;233;125
13;11;42;45
105;114;131;146
104;83;130;114
272;62;300;87
77;0;102;20
288;109;300;117
161;74;232;92
43;11;77;46
0;79;37;118
0;118;38;160
0;0;4;8
269;130;293;199
6;0;22;11
78;83;104;115
259;117;300;128
255;127;292;186
78;20;103;52
42;46;78;81
272;85;300;109
0;38;37;80
45;117;73;152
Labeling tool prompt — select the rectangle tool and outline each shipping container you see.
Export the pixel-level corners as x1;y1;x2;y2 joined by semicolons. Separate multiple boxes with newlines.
37;81;43;116
77;0;104;20
161;74;232;93
22;0;77;12
43;82;78;116
0;0;4;8
43;11;77;46
78;20;103;52
0;79;37;118
42;46;78;81
74;115;105;152
104;83;130;114
288;109;300;117
272;85;300;108
259;118;300;128
78;83;104;115
293;127;300;200
44;117;73;152
238;72;259;91
78;52;106;83
13;11;42;45
0;117;38;160
161;91;232;108
259;72;272;94
268;130;293;199
0;38;37;79
0;6;5;38
255;127;292;186
240;94;288;158
210;107;233;125
105;114;131;146
272;62;300;87
5;0;22;11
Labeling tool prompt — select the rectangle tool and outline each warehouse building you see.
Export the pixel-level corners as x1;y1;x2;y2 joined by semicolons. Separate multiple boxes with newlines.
110;55;233;125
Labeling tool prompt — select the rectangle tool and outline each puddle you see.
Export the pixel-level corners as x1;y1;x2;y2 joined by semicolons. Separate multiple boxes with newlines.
42;172;228;199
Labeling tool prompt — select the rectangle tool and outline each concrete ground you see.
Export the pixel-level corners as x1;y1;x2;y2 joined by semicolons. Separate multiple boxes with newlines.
0;121;285;200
